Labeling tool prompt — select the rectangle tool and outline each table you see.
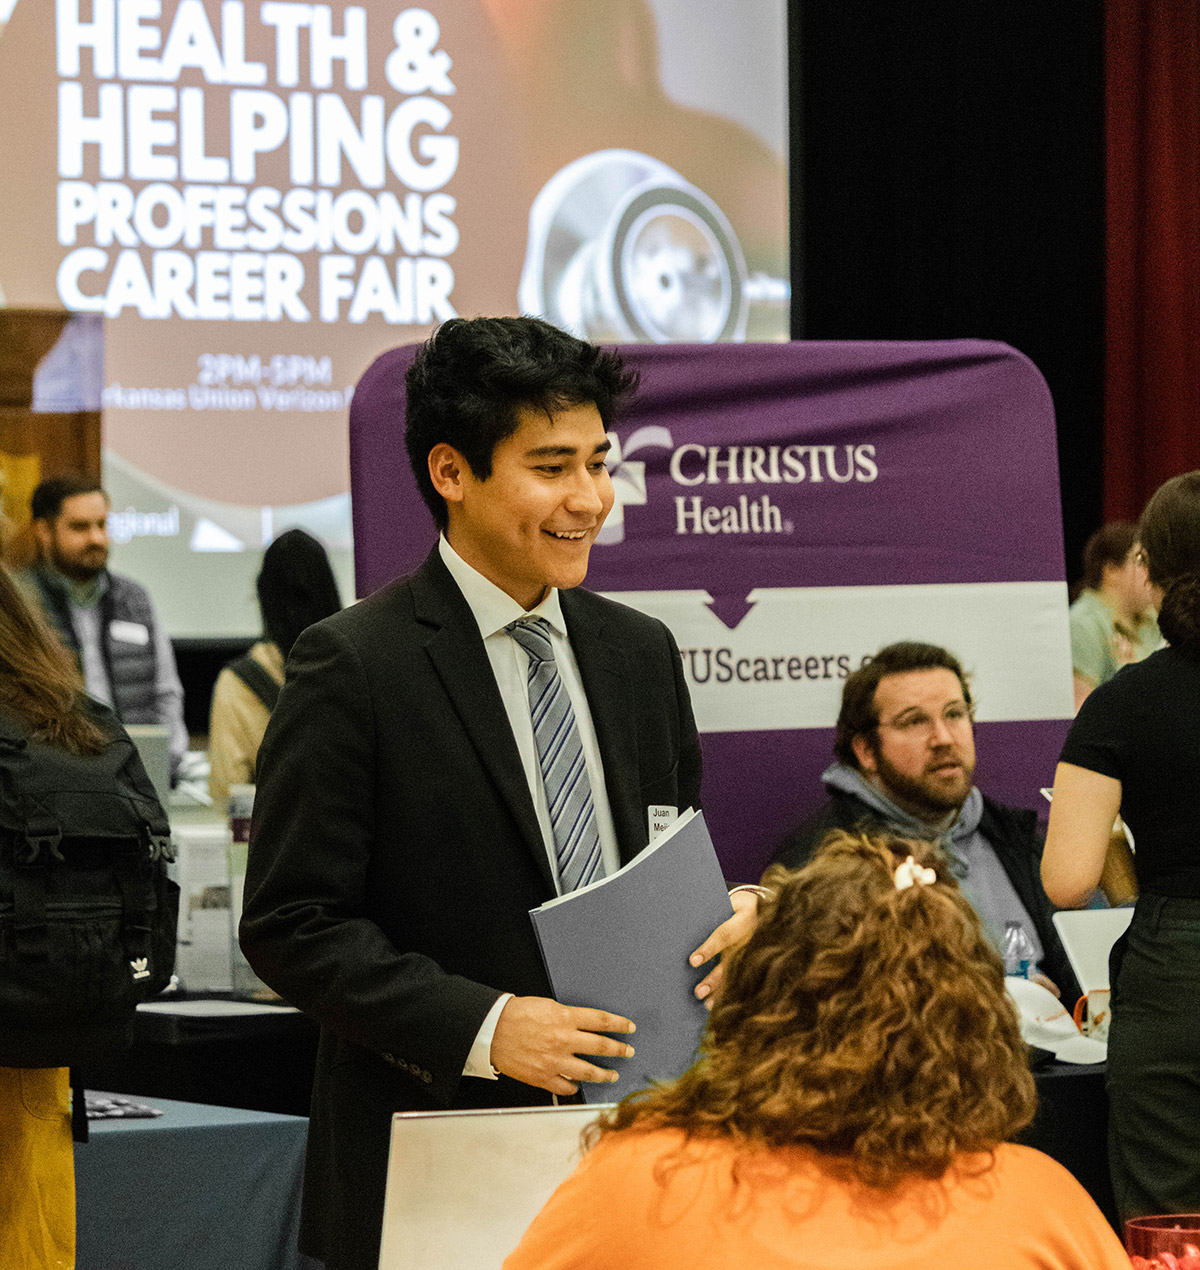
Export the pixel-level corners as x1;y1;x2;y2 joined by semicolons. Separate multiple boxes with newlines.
79;997;320;1117
70;1065;1113;1270
75;1094;319;1270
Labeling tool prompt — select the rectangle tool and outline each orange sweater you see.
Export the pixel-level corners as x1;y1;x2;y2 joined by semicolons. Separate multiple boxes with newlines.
504;1130;1129;1270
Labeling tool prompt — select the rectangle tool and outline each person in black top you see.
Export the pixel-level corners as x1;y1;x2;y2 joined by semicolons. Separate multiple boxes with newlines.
1044;469;1200;1223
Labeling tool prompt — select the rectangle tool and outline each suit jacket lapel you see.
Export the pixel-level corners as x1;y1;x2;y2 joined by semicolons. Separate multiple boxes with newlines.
561;590;645;865
410;551;555;894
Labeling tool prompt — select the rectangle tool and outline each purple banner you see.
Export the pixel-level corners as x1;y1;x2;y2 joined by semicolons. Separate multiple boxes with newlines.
350;340;1071;880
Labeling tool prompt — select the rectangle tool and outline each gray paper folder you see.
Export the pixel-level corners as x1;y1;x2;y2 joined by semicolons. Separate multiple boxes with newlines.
529;808;732;1103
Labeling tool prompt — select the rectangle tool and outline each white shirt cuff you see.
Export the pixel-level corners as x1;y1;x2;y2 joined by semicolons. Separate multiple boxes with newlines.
463;993;513;1079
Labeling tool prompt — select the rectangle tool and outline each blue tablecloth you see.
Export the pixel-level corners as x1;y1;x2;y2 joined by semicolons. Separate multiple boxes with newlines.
75;1094;317;1270
69;1069;1113;1268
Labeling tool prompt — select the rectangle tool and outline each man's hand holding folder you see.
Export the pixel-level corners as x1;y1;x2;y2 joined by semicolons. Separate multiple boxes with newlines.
491;997;637;1096
690;888;762;1007
523;810;760;1101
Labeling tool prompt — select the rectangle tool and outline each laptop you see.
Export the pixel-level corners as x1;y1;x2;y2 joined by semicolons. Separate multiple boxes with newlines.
1052;907;1134;995
377;1103;609;1270
125;723;172;807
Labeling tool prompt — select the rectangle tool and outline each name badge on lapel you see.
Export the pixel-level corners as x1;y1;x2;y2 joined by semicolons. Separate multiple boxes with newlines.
109;620;150;646
648;805;678;841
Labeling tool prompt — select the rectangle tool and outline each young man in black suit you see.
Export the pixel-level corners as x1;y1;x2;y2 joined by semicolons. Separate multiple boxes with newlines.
241;317;757;1270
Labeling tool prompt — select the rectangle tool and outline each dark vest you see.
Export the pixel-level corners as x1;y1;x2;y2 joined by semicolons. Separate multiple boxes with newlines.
22;565;160;724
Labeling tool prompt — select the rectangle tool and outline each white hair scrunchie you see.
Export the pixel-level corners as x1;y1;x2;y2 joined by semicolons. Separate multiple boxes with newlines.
894;855;937;891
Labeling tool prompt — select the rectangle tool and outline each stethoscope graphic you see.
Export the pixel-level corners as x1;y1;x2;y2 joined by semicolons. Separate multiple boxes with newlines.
519;150;787;344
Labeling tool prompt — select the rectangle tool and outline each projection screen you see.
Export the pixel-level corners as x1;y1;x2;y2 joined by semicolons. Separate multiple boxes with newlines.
0;0;789;635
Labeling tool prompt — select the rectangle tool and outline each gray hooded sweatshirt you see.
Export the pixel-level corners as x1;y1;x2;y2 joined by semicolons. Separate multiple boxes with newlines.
822;762;1045;968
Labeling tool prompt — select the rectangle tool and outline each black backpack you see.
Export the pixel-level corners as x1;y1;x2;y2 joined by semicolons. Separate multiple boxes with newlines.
0;706;179;1071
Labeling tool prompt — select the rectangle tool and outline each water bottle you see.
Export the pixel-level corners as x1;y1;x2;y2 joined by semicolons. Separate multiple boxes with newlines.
1002;920;1036;979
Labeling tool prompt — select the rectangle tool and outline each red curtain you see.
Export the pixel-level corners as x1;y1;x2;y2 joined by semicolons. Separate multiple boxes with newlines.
1105;0;1200;519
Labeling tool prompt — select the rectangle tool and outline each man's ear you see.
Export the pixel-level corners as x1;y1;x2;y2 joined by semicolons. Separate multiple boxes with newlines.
31;518;52;557
851;732;878;774
427;444;468;505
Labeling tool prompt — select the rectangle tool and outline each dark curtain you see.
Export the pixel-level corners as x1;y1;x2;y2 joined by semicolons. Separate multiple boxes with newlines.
1105;0;1200;520
791;2;1105;579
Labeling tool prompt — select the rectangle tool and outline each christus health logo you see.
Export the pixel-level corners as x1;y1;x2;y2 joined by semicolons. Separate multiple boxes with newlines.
598;425;674;544
671;443;878;536
600;431;880;544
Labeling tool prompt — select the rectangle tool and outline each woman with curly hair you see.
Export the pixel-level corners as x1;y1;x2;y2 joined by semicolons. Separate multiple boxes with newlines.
505;832;1126;1270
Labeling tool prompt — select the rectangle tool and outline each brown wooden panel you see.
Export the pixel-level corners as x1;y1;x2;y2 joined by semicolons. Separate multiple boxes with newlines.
0;409;101;479
0;407;102;566
0;309;71;407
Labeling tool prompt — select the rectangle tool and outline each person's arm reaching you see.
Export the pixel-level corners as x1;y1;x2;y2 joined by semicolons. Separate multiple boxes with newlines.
1042;761;1123;909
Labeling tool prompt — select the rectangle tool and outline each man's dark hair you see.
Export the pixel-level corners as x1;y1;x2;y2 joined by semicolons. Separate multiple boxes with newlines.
834;642;974;768
30;474;107;522
1080;522;1137;592
257;528;343;658
404;316;639;528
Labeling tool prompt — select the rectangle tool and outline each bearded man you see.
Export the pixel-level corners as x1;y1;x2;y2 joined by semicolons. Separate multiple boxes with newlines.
19;475;187;776
774;640;1078;999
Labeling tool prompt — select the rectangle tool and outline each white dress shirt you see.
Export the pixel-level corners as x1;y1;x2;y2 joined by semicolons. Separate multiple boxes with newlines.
437;536;621;1077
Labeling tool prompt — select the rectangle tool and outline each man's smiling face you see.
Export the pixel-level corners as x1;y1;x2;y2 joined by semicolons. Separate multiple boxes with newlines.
436;400;614;610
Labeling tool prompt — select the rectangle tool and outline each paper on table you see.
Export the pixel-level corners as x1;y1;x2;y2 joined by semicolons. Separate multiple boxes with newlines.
529;808;732;1103
1006;976;1108;1063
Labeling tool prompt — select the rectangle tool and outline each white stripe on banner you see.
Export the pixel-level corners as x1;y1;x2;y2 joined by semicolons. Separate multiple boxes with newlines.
600;581;1074;733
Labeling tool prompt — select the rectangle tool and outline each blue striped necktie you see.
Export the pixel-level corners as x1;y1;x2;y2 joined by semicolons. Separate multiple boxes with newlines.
506;617;603;892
